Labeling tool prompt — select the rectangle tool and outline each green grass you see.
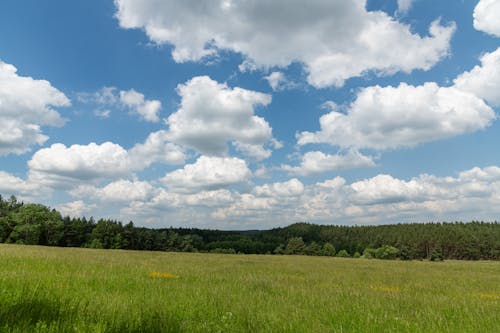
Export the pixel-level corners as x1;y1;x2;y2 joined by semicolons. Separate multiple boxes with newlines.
0;244;498;332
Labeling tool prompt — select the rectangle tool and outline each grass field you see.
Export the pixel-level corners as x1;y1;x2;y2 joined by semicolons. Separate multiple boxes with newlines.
0;244;499;332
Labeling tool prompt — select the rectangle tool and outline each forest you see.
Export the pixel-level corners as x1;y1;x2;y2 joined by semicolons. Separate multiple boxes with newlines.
1;195;498;260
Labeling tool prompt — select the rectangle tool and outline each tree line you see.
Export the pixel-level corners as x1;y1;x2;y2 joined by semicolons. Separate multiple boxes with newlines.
1;195;499;260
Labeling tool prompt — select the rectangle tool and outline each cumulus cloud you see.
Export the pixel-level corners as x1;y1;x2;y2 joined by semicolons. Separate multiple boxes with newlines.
297;82;495;150
27;131;185;188
473;0;500;37
161;155;251;193
397;0;414;15
74;165;500;228
0;60;70;155
144;188;235;209
78;86;161;122
164;76;275;160
56;200;97;218
119;89;161;122
28;142;132;188
264;71;296;91
213;165;500;226
0;171;46;200
454;47;500;106
252;178;304;197
128;130;186;168
282;150;376;176
114;0;455;88
213;179;305;221
71;179;156;203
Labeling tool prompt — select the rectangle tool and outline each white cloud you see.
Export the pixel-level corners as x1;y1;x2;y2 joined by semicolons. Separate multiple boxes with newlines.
161;155;251;193
77;87;118;105
71;179;156;203
265;72;286;91
264;71;296;91
0;171;46;200
79;87;161;122
297;82;495;150
0;60;70;155
114;0;455;88
128;130;186;168
252;178;304;197
212;179;305;222
165;76;275;160
71;165;500;228
27;132;185;189
56;200;97;218
397;0;414;15
214;165;500;226
28;142;132;188
473;0;500;37
349;174;431;205
147;188;235;208
454;47;500;106
119;89;161;122
282;150;375;176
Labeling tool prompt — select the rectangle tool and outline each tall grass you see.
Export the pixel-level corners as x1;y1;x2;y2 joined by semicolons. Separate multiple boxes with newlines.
0;244;498;332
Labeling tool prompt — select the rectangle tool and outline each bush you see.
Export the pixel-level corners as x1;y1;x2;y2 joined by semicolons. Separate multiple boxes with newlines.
375;245;399;259
336;249;350;257
304;241;322;256
320;243;336;256
273;244;285;255
362;248;377;259
284;237;306;255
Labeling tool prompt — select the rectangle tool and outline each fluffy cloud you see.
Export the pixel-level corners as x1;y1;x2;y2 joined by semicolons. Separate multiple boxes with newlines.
71;165;500;228
473;0;500;37
28;142;132;188
56;200;96;218
119;89;161;122
214;165;500;226
0;60;70;155
397;0;414;15
161;155;251;193
282;150;375;176
264;71;296;91
213;179;305;221
297;82;495;150
78;87;161;122
114;0;455;88
0;171;45;200
27;132;185;188
71;179;156;203
252;178;304;197
454;47;500;106
165;76;274;160
128;130;186;168
145;188;235;209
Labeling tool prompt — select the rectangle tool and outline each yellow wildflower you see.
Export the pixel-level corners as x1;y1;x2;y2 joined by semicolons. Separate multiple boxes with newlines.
149;271;180;279
369;285;400;293
479;293;500;300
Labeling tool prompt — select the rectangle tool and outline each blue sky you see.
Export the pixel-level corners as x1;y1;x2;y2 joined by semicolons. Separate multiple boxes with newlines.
0;0;499;229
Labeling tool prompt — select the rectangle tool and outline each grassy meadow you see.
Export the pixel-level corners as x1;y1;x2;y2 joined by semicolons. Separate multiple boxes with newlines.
0;244;499;332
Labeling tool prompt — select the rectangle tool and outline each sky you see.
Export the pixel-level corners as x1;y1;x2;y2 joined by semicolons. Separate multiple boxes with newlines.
0;0;499;229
